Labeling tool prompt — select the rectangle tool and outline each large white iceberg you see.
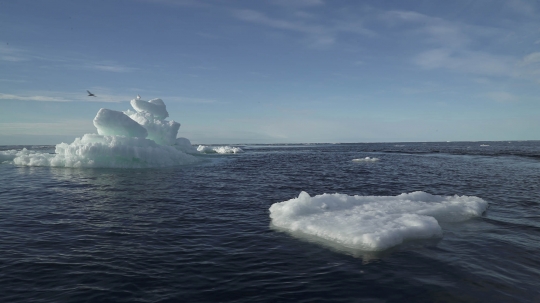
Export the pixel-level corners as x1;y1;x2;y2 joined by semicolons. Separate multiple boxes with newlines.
269;191;488;251
2;97;202;168
0;95;249;168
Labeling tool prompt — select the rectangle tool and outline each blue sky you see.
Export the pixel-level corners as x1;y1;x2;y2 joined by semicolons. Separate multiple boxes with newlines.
1;0;539;144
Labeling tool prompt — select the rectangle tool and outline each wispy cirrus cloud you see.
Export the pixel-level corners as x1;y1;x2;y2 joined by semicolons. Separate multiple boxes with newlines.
83;62;138;73
233;9;334;46
505;0;536;15
0;44;31;62
0;91;133;103
163;96;217;104
0;93;70;102
270;0;324;7
232;8;373;47
1;44;137;73
0;91;217;104
413;49;515;76
0;120;94;136
483;91;519;103
383;10;540;82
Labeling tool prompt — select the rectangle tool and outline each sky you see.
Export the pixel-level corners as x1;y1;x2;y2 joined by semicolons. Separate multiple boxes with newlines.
1;0;539;144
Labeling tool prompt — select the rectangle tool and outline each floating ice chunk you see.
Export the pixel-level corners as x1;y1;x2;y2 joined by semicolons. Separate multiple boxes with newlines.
93;108;148;138
197;145;244;154
126;111;180;145
480;144;489;147
175;137;198;154
130;98;169;119
3;96;205;169
352;157;379;162
0;149;19;163
269;191;488;251
11;134;199;168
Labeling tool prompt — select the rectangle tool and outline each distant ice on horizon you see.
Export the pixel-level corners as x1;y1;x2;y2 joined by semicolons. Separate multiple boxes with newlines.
0;97;241;168
269;191;488;252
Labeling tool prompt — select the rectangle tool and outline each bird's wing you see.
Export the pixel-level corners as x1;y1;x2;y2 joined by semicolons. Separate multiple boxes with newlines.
87;90;92;94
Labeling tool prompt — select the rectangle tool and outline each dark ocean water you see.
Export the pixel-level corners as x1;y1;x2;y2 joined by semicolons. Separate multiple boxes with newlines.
1;141;539;302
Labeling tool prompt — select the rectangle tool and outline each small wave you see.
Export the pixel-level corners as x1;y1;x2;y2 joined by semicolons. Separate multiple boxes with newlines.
352;157;379;162
270;191;487;252
197;145;244;154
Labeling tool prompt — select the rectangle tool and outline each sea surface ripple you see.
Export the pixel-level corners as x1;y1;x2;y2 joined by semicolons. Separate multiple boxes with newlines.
1;141;539;302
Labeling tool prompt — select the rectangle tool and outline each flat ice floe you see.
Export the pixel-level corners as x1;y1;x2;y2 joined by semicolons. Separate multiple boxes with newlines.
269;191;488;251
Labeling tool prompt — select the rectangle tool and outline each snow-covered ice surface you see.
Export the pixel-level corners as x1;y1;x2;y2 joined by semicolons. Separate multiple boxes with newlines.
270;191;488;251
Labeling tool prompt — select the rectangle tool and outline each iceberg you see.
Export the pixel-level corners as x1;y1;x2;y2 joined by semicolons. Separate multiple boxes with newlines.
1;97;202;168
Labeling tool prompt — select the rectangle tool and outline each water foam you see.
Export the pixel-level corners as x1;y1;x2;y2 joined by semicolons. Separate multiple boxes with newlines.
197;145;244;154
269;191;488;251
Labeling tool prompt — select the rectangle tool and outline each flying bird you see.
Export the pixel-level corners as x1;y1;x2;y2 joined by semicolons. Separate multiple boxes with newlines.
136;94;141;100
87;90;96;97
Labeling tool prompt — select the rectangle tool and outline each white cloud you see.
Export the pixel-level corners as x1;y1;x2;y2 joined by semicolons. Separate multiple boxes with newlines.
383;10;540;82
233;9;334;46
86;63;137;73
163;96;216;104
0;91;216;104
0;44;137;73
483;91;519;103
270;0;324;7
0;91;134;103
233;9;331;44
505;0;536;15
232;8;373;47
414;49;515;76
521;52;540;65
0;93;70;102
515;52;540;80
381;10;489;49
0;120;94;136
0;44;30;62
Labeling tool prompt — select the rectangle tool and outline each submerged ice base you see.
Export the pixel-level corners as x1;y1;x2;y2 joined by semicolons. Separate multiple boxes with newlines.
269;191;488;251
